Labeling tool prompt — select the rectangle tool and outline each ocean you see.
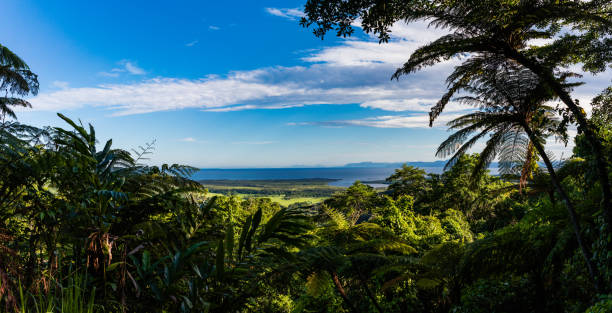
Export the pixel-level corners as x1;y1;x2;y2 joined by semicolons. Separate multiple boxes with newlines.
192;166;499;187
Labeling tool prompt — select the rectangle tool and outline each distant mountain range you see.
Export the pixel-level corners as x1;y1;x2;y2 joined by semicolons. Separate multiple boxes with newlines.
343;161;499;168
201;161;500;170
343;161;445;168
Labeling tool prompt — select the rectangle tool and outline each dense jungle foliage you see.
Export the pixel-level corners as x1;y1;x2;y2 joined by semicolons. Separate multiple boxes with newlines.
1;0;612;312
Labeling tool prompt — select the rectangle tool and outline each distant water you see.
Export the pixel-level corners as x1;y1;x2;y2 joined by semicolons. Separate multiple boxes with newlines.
192;167;499;187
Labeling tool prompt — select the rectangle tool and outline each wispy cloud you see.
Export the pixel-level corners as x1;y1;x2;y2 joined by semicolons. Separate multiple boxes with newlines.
29;68;458;115
301;22;450;67
265;8;303;20
29;19;609;119
232;141;277;145
185;40;199;47
30;21;454;114
98;71;120;77
208;25;220;31
123;61;146;75
51;81;70;89
179;137;210;144
291;113;461;129
98;60;146;77
361;98;475;112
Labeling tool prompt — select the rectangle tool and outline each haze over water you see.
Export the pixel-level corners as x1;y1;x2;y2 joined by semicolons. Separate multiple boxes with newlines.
192;166;500;187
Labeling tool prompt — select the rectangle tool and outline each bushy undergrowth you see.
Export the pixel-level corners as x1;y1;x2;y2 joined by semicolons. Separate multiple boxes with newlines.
3;0;612;309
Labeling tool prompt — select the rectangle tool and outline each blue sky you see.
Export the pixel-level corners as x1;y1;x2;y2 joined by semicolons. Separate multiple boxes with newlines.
2;0;605;168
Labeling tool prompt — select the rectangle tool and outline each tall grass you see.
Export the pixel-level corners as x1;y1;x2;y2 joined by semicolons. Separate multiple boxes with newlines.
4;274;97;313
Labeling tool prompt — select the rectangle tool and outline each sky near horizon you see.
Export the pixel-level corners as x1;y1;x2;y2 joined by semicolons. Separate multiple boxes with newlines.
2;0;608;168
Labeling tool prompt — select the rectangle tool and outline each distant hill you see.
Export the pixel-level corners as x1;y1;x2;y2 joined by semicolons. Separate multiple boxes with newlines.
343;161;447;168
343;161;499;168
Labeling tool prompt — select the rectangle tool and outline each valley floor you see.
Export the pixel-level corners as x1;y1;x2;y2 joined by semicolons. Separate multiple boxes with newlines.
199;178;345;205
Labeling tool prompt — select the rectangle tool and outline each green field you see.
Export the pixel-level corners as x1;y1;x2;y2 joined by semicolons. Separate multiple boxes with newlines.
200;179;343;205
206;192;327;206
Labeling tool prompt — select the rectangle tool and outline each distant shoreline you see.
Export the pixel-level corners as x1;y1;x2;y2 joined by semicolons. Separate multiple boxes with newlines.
197;178;340;184
192;166;500;187
196;162;500;171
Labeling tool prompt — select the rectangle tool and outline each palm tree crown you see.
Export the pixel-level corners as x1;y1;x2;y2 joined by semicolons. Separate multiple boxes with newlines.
0;44;38;119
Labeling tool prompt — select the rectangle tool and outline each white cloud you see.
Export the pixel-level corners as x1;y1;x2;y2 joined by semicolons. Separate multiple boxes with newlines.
29;59;461;115
303;21;451;67
179;137;209;144
185;40;199;47
51;81;70;89
123;61;146;75
386;21;449;42
98;71;120;77
303;40;419;66
208;25;220;31
360;98;437;111
291;113;462;129
360;98;474;112
98;60;146;77
30;76;296;115
232;141;277;145
265;7;304;20
26;68;453;116
27;18;609;123
30;20;457;115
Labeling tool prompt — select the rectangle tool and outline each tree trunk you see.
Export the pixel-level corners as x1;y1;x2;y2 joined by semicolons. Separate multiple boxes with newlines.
330;270;358;313
24;231;38;289
507;47;612;224
547;189;555;205
358;272;383;313
531;270;547;313
521;122;600;291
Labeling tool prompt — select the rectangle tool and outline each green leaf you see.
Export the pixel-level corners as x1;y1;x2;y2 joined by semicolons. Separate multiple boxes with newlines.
216;240;224;281
225;221;234;262
237;215;252;261
245;207;262;255
416;278;441;290
106;262;123;272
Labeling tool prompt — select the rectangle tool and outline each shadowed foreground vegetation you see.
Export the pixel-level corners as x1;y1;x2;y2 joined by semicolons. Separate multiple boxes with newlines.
2;0;612;311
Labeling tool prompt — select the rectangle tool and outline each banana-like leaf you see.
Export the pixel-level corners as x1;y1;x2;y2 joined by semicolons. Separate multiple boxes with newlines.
225;221;234;263
245;208;262;256
216;240;225;281
237;215;252;261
